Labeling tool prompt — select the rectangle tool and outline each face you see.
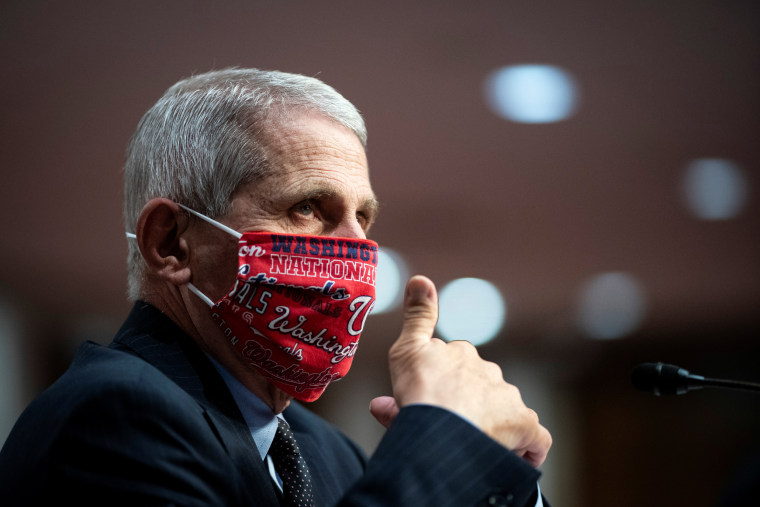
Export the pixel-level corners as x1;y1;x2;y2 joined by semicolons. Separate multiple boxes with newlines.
232;113;378;240
182;112;378;398
187;112;378;301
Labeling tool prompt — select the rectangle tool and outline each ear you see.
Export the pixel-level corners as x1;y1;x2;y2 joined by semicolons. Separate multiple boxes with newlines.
135;198;192;286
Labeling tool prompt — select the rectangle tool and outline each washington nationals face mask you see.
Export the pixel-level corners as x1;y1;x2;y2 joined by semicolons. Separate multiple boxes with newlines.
179;204;378;402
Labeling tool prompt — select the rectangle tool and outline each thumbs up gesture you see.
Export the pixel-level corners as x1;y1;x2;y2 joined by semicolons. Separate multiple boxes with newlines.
369;275;552;468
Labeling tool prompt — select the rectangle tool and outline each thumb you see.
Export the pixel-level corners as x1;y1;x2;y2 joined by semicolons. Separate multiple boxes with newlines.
369;396;400;428
395;275;439;349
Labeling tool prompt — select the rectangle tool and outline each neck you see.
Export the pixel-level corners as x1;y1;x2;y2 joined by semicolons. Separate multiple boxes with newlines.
143;283;293;414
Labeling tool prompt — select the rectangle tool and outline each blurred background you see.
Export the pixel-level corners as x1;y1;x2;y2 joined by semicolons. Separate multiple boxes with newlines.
1;1;759;505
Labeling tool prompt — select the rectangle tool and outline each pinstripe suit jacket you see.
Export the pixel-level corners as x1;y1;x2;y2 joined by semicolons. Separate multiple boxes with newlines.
0;302;544;506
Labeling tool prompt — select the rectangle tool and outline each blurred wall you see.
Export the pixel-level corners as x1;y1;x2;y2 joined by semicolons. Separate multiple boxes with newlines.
2;2;759;506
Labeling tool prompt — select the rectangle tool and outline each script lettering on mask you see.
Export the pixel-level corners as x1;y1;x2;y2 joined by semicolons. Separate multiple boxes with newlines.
347;295;374;336
239;245;266;257
268;306;357;364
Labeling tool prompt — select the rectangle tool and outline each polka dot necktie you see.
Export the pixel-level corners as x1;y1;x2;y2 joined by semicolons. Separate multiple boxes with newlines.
270;418;315;507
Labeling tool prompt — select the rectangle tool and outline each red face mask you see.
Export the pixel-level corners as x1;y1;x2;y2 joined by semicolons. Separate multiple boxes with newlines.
180;205;378;402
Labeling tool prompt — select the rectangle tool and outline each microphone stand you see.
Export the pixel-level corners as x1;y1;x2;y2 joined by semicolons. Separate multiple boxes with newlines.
701;376;760;394
632;362;760;396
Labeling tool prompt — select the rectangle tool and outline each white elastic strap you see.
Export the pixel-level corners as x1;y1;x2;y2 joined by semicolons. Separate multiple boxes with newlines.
187;282;214;307
126;232;137;239
124;234;214;308
177;203;242;239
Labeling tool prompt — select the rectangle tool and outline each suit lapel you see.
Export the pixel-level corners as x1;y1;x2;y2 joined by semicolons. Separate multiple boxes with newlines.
112;302;281;506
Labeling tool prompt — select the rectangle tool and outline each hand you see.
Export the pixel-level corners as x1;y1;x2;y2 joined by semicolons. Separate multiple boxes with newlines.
369;275;552;467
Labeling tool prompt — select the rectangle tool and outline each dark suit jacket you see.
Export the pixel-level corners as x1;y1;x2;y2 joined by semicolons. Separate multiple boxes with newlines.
0;302;544;506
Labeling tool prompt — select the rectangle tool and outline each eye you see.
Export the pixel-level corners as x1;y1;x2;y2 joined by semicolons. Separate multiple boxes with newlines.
356;211;368;229
294;201;315;217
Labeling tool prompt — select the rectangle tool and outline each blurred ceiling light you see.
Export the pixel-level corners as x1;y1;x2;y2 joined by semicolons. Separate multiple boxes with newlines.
576;272;646;340
484;64;578;123
437;277;506;346
372;247;408;314
682;158;748;220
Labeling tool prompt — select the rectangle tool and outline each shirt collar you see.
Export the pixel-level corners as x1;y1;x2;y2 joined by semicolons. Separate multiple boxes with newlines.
206;355;281;460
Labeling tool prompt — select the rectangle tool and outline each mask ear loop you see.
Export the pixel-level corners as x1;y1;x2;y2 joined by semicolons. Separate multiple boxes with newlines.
125;203;242;240
175;204;240;308
124;203;239;308
187;283;215;307
176;203;242;239
176;203;244;308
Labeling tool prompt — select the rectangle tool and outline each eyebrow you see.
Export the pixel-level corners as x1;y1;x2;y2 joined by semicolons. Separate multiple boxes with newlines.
290;184;380;222
361;195;381;220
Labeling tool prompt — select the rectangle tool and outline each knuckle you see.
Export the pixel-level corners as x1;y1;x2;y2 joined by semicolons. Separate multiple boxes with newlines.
449;339;478;355
543;427;553;448
504;382;521;398
483;360;503;377
428;337;446;349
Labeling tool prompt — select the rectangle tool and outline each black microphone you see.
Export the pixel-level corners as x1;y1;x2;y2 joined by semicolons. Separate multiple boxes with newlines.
631;362;760;396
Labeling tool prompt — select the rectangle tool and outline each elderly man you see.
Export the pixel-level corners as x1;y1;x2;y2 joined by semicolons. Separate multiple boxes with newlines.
0;69;551;506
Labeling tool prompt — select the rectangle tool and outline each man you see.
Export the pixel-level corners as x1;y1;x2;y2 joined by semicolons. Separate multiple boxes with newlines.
0;68;551;506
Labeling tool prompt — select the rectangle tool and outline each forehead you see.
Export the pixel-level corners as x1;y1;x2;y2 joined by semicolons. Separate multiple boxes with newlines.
256;113;374;202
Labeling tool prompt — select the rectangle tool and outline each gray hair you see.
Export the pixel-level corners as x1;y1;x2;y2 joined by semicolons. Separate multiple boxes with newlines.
124;68;367;301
